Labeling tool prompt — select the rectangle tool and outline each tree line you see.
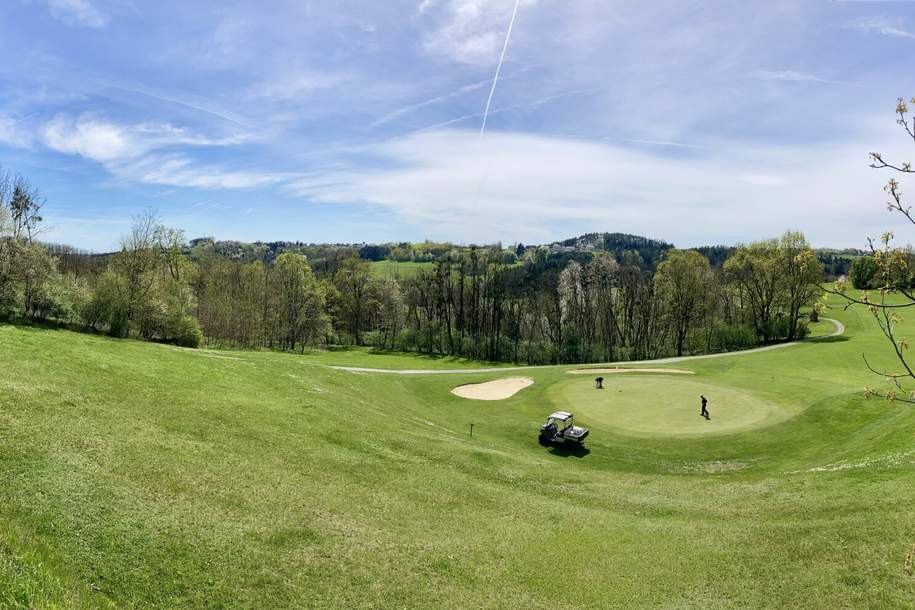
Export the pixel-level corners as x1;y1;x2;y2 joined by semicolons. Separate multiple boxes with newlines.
1;172;826;363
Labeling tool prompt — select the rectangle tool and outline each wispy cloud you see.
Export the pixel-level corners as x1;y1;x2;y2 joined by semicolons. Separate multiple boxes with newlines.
45;0;107;28
414;89;591;132
246;71;348;103
105;85;255;130
111;155;286;190
0;114;38;148
287;129;883;247
607;137;702;150
750;70;868;88
846;16;915;40
372;77;494;127
3;0;913;250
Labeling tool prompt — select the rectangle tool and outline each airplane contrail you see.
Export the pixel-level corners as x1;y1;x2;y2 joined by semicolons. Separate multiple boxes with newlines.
480;0;522;136
417;89;592;133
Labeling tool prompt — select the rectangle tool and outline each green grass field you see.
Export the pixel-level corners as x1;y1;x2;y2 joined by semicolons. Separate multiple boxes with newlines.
2;297;915;608
551;375;796;437
369;260;435;278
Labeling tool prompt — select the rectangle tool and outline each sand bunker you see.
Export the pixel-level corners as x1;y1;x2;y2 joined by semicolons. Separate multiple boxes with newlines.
566;367;694;375
451;377;534;400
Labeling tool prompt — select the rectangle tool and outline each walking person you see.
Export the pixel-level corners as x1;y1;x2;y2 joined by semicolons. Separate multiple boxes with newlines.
700;395;709;419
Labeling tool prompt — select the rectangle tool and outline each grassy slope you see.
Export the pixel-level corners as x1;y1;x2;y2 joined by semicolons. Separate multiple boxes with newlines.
1;298;915;608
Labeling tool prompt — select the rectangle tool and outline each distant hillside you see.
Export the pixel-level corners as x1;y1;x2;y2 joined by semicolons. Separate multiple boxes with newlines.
53;233;866;279
548;232;674;269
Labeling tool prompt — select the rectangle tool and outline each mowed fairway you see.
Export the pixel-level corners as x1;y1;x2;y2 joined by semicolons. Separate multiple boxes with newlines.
2;297;915;608
551;376;795;437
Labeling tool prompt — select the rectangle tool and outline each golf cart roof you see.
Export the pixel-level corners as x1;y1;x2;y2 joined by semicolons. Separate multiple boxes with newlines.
547;411;573;421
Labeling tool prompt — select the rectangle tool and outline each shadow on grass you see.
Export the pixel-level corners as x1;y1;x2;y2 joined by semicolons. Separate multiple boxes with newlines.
546;445;591;459
808;335;850;344
1;315;89;334
310;344;510;366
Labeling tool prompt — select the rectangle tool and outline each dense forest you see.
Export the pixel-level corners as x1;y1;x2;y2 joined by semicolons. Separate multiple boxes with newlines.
2;167;831;364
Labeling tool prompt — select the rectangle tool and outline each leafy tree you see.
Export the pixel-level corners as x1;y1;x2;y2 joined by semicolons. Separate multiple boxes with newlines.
83;271;129;335
585;253;621;361
272;253;327;352
108;212;161;336
655;249;712;356
378;278;406;349
724;233;821;342
558;260;586;361
776;231;823;340
850;256;878;290
88;212;202;346
17;244;58;318
333;256;375;345
0;173;56;317
724;240;781;341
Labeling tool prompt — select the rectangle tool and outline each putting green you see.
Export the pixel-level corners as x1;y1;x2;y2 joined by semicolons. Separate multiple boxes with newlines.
549;375;797;438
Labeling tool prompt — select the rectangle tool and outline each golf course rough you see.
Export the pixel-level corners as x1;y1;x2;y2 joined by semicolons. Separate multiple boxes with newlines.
5;299;915;608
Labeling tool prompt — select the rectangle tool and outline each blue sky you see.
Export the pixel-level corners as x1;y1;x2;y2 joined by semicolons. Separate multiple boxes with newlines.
0;0;914;251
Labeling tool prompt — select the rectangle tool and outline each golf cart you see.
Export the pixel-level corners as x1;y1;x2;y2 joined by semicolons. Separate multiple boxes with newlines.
538;411;589;447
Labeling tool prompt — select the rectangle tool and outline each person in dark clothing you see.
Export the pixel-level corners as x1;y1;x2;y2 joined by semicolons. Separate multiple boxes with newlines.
700;395;709;419
595;377;604;389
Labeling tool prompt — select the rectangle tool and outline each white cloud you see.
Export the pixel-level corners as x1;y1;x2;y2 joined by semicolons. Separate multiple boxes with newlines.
42;115;141;161
422;0;539;65
37;114;279;190
40;114;242;162
846;16;915;41
45;0;107;28
287;129;902;247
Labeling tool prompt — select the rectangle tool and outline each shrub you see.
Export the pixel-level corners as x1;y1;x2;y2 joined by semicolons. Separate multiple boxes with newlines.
713;324;757;351
519;341;551;365
361;330;384;348
795;322;810;340
168;315;203;348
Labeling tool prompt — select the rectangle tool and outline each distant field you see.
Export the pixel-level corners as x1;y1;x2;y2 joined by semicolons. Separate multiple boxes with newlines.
2;291;915;607
369;260;435;278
